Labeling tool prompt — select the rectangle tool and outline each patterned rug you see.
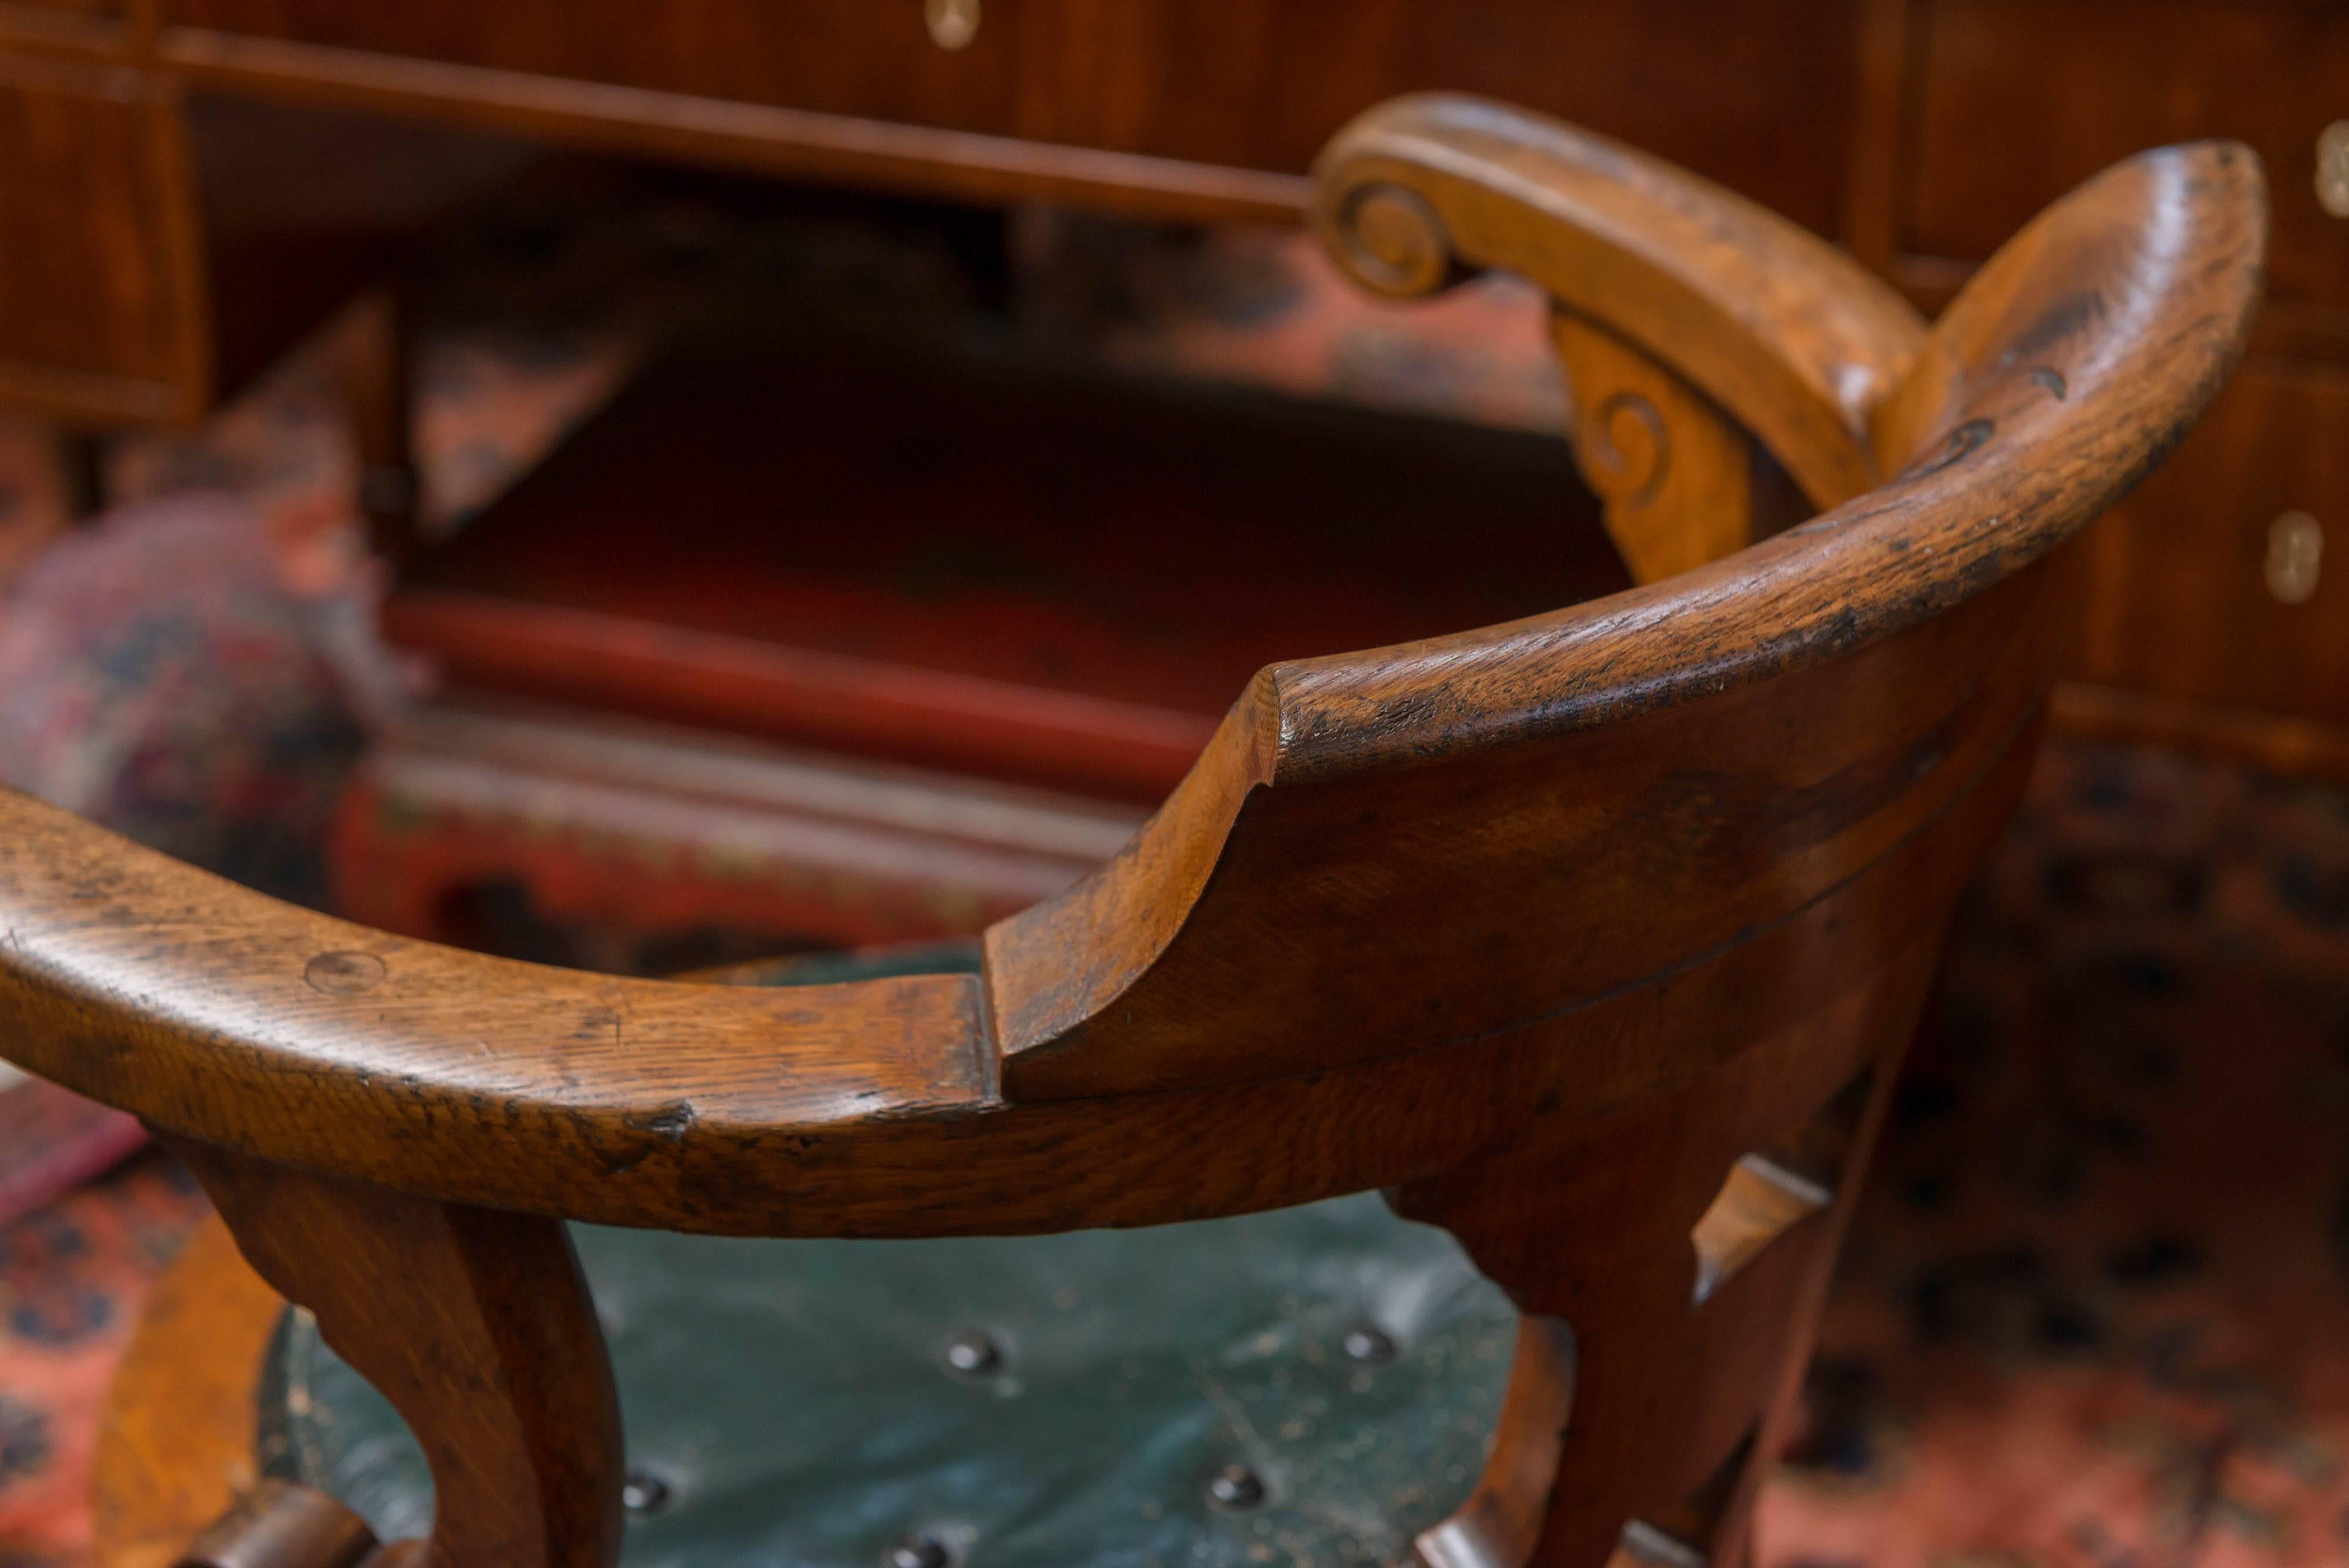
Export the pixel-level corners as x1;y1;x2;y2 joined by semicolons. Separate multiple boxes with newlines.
0;1153;204;1567
0;1089;143;1241
1760;739;2349;1568
1;179;2344;1567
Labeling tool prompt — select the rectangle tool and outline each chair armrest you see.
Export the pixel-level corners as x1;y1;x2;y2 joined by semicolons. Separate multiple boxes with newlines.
0;787;988;1229
1311;93;1927;509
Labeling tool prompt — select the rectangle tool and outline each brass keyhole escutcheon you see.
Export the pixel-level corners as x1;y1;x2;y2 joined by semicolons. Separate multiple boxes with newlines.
2266;510;2323;604
2318;121;2349;218
926;0;980;49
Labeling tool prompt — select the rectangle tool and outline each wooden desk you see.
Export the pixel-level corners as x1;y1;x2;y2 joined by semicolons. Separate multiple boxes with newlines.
2;0;2344;772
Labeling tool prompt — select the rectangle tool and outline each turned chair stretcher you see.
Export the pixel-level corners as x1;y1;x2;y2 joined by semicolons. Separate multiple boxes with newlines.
0;93;2264;1568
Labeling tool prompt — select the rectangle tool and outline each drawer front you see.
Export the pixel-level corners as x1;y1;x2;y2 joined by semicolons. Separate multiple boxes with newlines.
1909;0;2349;311
2072;358;2349;721
161;0;1856;234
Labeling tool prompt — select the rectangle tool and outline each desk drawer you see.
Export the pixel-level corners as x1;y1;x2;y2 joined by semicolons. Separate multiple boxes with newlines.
2073;358;2349;724
1909;0;2349;312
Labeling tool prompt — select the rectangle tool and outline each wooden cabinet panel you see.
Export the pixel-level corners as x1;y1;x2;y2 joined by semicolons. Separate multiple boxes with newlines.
163;0;1028;137
190;95;540;396
2073;358;2349;722
0;0;126;46
1006;0;1857;235
1909;0;2349;311
0;56;191;418
161;0;1856;235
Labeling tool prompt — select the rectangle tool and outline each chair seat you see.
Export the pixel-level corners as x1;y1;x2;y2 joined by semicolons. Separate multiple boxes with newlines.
258;1194;1515;1567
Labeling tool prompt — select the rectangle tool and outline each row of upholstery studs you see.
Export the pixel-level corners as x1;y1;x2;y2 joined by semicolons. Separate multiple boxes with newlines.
617;1317;1405;1568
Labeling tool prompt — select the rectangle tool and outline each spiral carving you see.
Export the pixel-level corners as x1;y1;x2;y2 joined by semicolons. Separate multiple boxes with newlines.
1579;388;1672;510
1320;178;1456;298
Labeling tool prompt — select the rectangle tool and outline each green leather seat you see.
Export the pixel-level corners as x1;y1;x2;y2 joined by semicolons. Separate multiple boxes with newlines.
256;944;1516;1568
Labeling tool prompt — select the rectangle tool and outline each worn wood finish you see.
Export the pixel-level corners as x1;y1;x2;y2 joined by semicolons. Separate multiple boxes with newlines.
990;545;2071;1102
171;1140;625;1568
1872;144;2260;478
23;100;2263;1568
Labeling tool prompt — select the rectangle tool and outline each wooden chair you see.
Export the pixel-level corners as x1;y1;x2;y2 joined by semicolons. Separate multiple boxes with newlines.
0;95;2261;1568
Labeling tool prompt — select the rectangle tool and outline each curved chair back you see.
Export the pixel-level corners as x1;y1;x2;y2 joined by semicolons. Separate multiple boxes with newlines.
0;95;2262;1568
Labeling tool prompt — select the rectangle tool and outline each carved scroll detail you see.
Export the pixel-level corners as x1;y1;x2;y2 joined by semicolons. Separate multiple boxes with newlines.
1551;309;1756;586
1581;389;1673;512
1319;179;1458;299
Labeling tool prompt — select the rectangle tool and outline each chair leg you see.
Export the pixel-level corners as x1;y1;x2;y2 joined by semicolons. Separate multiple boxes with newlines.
1396;935;1940;1568
167;1137;625;1568
178;1478;381;1568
